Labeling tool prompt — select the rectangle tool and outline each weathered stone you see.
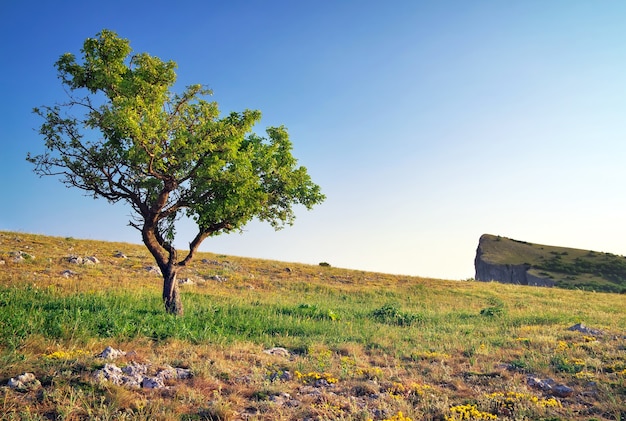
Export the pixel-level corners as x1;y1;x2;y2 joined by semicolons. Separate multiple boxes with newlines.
527;375;574;397
8;372;41;392
11;251;34;262
263;347;291;358
97;346;126;359
122;362;148;377
98;363;144;388
68;256;83;264
269;392;293;405
93;360;191;390
142;376;165;389
157;365;193;380
61;270;78;278
269;370;292;382
178;278;195;285
552;384;574;398
568;323;603;336
145;266;161;275
114;251;127;258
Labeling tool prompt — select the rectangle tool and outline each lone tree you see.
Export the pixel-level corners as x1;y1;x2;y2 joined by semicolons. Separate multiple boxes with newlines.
28;30;325;315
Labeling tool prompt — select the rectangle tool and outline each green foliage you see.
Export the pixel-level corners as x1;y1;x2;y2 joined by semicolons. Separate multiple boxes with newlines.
480;298;506;317
370;304;420;327
27;30;324;313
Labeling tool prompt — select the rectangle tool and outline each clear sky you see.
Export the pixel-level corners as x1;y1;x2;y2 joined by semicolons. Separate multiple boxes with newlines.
2;1;626;280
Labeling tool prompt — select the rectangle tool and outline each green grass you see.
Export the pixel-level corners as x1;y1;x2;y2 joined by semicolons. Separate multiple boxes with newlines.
479;234;626;293
0;231;625;420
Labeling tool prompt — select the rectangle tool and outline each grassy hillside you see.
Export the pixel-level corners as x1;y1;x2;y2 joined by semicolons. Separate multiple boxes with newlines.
479;234;626;293
0;231;625;420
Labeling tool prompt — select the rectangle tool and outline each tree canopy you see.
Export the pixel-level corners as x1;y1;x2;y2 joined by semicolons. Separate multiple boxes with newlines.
28;30;325;314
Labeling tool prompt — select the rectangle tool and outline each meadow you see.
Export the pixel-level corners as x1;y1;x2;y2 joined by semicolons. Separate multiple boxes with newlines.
0;231;624;420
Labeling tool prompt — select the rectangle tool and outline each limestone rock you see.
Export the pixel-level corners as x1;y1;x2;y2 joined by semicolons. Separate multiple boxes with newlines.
67;256;83;264
145;266;161;275
8;372;41;392
67;255;99;265
263;347;291;358
568;323;603;336
527;376;574;397
11;251;35;263
142;376;165;389
93;361;192;389
97;346;127;359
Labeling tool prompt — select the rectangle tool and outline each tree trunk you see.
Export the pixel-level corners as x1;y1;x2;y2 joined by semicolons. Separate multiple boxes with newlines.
162;267;183;315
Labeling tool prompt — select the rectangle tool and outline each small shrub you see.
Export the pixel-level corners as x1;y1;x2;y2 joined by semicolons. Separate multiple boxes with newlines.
370;304;420;326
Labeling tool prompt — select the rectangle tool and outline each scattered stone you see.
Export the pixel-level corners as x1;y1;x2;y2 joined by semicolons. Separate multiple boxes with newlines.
11;251;34;262
157;365;193;380
97;346;127;360
67;255;99;265
142;376;165;389
61;269;78;278
178;278;195;286
314;378;335;388
93;361;192;390
67;256;83;264
122;361;148;377
0;260;5;265
285;267;292;273
202;259;220;265
568;323;603;336
145;266;161;275
93;363;132;386
209;275;226;282
527;376;574;397
8;372;41;392
269;370;293;382
114;251;127;259
270;392;293;406
263;347;291;358
371;408;391;420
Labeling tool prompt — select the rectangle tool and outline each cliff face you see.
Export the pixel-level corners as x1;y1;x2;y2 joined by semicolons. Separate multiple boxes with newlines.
474;235;555;287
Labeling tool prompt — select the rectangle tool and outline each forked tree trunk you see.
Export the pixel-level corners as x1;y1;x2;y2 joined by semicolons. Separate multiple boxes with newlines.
162;267;183;315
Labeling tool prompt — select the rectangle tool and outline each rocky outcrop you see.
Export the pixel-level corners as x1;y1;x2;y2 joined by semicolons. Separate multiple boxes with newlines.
474;235;554;287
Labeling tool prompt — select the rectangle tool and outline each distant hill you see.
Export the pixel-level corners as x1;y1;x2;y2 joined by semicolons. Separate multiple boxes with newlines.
475;234;626;293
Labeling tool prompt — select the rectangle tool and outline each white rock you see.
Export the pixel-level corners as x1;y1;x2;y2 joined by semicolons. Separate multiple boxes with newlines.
8;372;39;391
263;347;291;358
97;346;126;359
142;376;165;389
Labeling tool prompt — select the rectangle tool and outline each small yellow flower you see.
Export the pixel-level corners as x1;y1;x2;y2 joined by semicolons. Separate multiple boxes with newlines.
44;349;90;360
555;341;568;352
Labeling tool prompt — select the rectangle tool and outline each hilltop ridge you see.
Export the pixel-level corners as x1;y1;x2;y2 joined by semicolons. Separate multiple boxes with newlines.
475;234;626;293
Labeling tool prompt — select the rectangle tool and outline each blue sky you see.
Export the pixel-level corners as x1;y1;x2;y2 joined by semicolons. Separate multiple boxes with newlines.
2;1;626;279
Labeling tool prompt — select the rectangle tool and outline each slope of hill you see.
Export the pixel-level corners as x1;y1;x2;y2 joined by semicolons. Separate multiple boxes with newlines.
475;234;626;293
1;231;625;420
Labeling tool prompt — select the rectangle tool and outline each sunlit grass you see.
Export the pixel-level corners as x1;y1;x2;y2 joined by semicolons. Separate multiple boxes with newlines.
0;231;624;420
